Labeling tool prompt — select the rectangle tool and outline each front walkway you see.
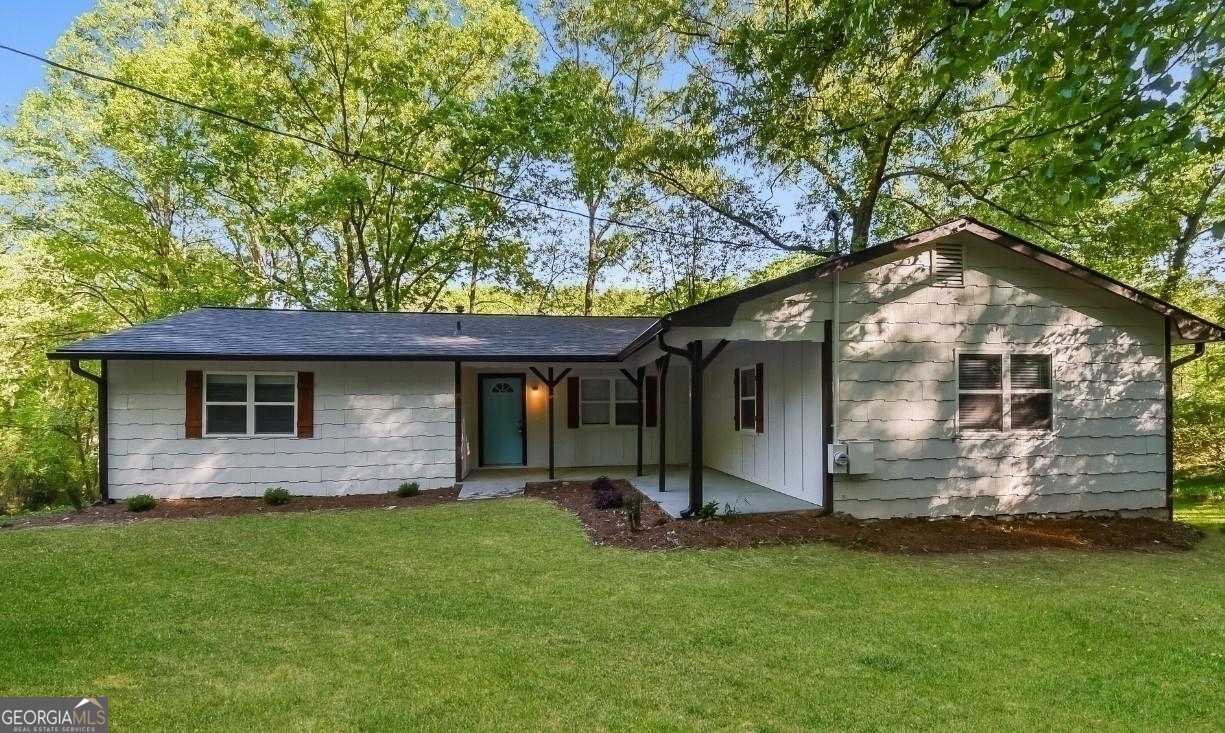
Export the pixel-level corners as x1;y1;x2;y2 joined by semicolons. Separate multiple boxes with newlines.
458;465;819;518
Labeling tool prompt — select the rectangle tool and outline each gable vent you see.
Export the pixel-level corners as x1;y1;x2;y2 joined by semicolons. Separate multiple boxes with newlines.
931;243;964;287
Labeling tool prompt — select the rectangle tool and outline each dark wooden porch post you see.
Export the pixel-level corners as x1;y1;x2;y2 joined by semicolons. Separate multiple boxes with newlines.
656;354;670;493
687;340;703;515
530;367;570;480
657;334;728;517
454;361;463;483
636;365;646;476
620;366;648;476
821;321;834;514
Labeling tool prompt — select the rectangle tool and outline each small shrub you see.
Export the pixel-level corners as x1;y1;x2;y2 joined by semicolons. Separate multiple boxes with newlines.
590;476;617;494
695;500;720;520
623;490;643;531
594;485;624;509
591;475;623;509
125;494;157;512
396;481;421;498
722;502;740;520
263;487;291;505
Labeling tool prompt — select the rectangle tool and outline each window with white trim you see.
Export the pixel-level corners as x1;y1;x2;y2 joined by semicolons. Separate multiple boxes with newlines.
579;377;639;426
205;373;297;436
957;353;1053;432
739;365;757;432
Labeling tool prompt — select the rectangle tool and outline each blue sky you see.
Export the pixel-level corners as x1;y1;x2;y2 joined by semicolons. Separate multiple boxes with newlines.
0;0;95;114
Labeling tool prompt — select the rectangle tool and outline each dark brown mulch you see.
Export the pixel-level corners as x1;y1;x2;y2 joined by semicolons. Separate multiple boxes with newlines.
0;487;460;530
524;480;1203;554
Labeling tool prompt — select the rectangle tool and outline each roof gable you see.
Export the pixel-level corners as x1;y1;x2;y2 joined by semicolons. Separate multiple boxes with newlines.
666;216;1225;343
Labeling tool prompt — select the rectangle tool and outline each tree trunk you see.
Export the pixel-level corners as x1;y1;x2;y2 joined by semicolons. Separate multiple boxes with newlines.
467;246;480;314
584;207;599;316
1159;227;1195;302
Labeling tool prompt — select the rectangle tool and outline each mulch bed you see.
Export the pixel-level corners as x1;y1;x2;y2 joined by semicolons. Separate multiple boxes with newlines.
4;480;1204;554
0;487;460;530
524;480;1204;554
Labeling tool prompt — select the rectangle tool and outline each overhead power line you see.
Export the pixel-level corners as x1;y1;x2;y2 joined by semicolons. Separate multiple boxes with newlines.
0;43;814;253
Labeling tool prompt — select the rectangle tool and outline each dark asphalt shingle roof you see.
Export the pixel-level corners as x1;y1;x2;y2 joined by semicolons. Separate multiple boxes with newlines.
50;307;661;361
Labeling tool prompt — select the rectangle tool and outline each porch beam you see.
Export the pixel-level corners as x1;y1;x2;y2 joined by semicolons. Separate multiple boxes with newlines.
529;366;570;480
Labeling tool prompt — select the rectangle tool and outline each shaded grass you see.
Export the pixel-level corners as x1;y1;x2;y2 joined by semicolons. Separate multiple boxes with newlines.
1175;471;1225;504
2;499;1224;732
0;504;75;520
1176;473;1225;531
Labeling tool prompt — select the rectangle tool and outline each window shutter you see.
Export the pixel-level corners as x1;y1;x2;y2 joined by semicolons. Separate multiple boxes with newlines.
297;372;315;438
644;375;658;428
733;368;741;430
566;376;580;429
755;362;765;433
185;370;203;438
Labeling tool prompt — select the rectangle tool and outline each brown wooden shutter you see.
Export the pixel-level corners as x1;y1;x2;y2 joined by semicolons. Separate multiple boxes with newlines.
566;376;580;428
755;362;765;433
644;375;658;428
733;368;741;431
297;371;315;438
185;370;203;438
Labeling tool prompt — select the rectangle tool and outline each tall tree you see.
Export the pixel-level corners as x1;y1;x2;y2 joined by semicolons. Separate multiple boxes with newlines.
627;193;755;311
186;0;542;310
535;0;675;313
661;0;1225;250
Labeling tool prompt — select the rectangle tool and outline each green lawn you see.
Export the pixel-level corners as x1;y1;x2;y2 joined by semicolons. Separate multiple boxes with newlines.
2;499;1224;732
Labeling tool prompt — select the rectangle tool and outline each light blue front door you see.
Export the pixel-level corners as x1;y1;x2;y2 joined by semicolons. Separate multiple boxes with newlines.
480;375;526;466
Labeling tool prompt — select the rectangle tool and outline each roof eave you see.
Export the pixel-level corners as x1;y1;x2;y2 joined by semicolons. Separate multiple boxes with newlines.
47;351;631;363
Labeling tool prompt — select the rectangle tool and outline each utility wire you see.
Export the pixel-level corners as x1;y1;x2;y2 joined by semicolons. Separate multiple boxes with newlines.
0;43;816;253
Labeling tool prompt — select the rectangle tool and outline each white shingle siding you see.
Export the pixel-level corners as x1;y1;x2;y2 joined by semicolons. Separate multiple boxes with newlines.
730;237;1168;519
107;360;455;498
833;241;1167;518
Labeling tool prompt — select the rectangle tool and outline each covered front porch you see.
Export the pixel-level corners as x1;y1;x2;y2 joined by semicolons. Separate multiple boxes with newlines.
457;465;818;517
456;322;830;517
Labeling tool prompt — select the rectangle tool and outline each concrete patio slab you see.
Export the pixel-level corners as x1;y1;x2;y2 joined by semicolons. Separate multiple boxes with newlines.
458;465;819;517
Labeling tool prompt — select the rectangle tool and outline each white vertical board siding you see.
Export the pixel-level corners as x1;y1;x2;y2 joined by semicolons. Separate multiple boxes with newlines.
108;360;455;498
463;363;690;470
702;340;824;505
830;241;1167;518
